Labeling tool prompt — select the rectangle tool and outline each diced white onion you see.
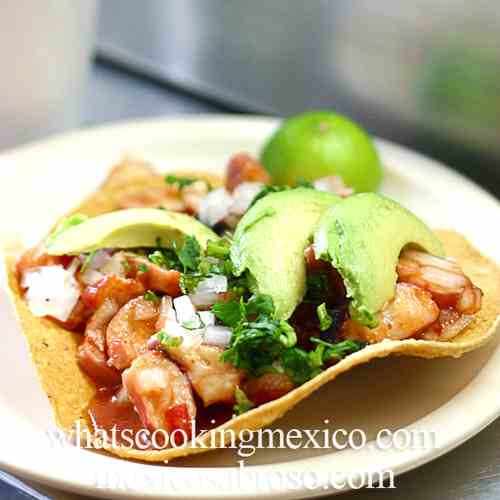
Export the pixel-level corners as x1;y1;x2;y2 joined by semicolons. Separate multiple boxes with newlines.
163;319;203;349
82;249;111;271
189;291;222;308
99;251;126;276
197;187;233;226
188;276;227;307
195;275;228;294
173;295;197;324
203;325;232;347
198;310;215;327
230;182;264;215
80;268;103;285
23;265;80;321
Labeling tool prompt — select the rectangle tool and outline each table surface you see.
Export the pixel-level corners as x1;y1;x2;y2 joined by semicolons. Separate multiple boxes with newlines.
2;61;500;500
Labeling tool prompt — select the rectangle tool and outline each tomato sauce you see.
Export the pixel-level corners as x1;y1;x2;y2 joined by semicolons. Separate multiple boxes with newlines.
87;386;148;448
87;387;235;450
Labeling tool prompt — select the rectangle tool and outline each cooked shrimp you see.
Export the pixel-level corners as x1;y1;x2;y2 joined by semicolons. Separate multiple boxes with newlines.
107;296;160;371
243;372;295;406
156;296;243;406
170;344;243;406
82;274;145;310
225;153;270;192
122;351;196;438
397;250;482;314
342;283;440;343
77;298;121;386
124;255;181;297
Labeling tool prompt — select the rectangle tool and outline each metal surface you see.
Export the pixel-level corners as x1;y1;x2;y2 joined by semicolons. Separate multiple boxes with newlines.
96;0;500;195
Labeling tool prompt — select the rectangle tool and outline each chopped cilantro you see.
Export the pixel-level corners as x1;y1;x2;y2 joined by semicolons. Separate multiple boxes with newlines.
181;313;205;330
246;294;274;318
45;214;88;247
310;338;364;362
179;273;205;294
206;239;230;259
282;339;364;386
148;250;168;267
138;263;149;273
282;348;318;385
234;387;254;415
317;303;333;331
148;248;181;271
212;293;274;327
212;298;246;327
157;330;183;348
221;317;297;377
121;259;131;272
165;174;197;189
144;290;160;303
177;235;201;272
80;250;97;273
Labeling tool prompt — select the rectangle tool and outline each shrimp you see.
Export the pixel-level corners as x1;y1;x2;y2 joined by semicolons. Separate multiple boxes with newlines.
225;153;270;192
124;256;181;297
243;372;295;406
156;296;243;406
122;351;196;439
77;298;122;386
106;296;160;371
397;250;482;314
342;283;440;343
81;274;145;310
169;344;243;407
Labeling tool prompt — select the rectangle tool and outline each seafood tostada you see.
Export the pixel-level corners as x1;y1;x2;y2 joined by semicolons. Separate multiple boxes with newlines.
4;153;500;462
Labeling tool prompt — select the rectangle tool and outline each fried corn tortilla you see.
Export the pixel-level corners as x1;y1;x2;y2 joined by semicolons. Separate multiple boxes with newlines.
4;158;500;463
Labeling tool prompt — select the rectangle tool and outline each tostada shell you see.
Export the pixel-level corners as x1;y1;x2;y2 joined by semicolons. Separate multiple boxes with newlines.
4;158;500;462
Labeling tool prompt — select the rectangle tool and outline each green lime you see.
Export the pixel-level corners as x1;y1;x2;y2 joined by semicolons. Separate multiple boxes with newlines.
260;111;382;192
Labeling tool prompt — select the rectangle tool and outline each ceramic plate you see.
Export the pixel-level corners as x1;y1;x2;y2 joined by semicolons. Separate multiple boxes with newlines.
0;116;499;499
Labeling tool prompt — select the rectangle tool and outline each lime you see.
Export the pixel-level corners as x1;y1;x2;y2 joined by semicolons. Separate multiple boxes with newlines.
260;111;382;192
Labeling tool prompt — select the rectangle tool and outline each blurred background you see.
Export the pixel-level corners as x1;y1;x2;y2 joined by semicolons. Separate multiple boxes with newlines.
1;0;499;197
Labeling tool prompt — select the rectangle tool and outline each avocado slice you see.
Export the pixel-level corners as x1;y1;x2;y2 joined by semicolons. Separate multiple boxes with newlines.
231;188;341;319
314;193;444;327
46;208;218;255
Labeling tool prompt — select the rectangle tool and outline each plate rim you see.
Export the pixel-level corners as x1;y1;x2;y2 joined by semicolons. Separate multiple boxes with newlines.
1;114;499;499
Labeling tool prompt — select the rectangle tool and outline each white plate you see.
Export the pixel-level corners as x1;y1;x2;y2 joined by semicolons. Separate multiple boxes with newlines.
0;115;499;499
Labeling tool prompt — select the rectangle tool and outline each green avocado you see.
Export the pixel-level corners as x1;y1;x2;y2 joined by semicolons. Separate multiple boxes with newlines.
314;193;444;327
46;208;218;255
231;188;341;319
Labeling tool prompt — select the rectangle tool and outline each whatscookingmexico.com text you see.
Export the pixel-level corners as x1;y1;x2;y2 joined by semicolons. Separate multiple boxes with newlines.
46;419;439;458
